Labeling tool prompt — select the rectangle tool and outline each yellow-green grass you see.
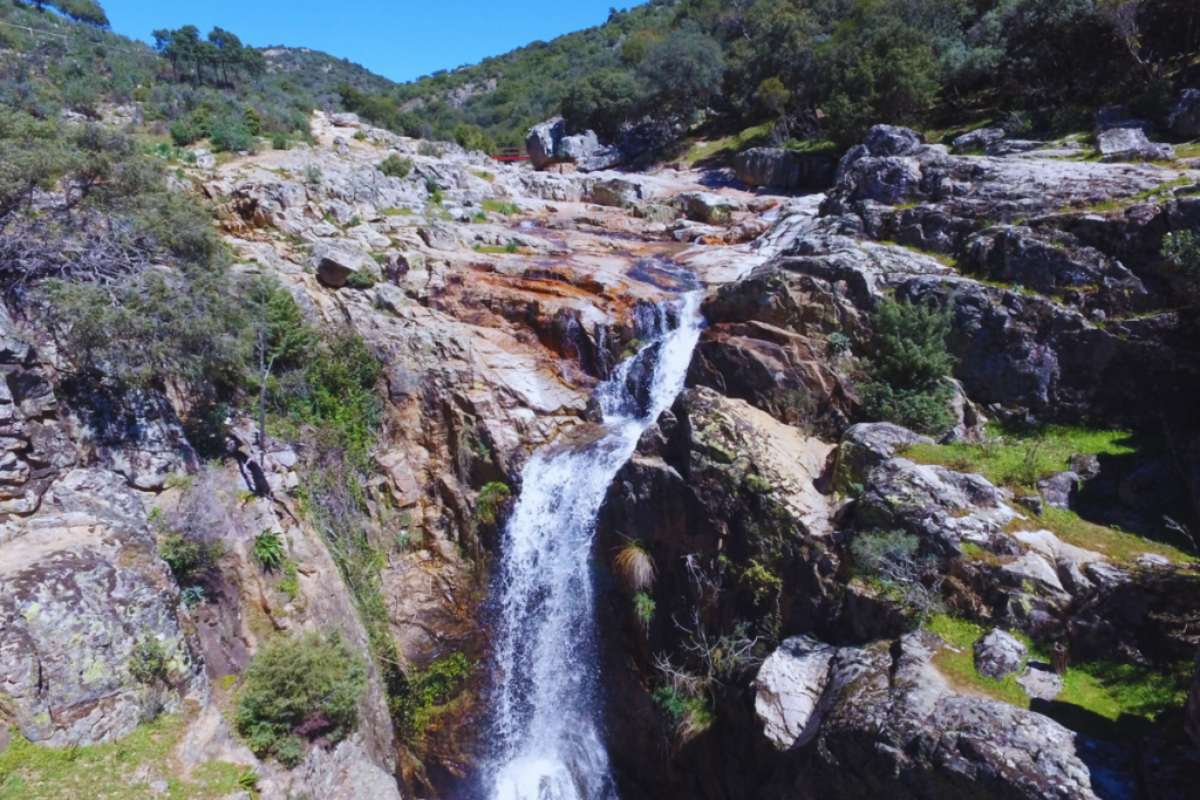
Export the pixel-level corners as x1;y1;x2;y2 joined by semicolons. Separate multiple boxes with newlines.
480;199;520;216
878;239;958;268
678;122;772;167
906;425;1194;564
925;614;1191;739
0;715;255;800
904;424;1135;491
927;614;1031;706
1033;507;1194;565
1072;175;1193;215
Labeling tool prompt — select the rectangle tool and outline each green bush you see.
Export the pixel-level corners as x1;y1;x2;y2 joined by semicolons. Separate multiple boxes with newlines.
169;117;204;148
1162;230;1200;281
475;481;511;526
633;591;656;628
860;298;956;436
235;631;367;766
379;154;413;178
252;531;286;572
209;117;254;153
158;533;220;585
129;637;171;686
397;653;474;738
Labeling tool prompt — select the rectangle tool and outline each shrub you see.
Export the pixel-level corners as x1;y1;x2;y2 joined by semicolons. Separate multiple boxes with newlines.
253;530;286;572
169;117;203;148
158;533;219;584
397;653;474;738
475;481;511;526
1162;230;1200;280
614;540;655;591
209;117;254;153
379;154;413;179
633;591;656;629
860;298;956;436
652;685;714;742
851;529;941;622
271;133;289;150
129;637;171;685
235;631;367;765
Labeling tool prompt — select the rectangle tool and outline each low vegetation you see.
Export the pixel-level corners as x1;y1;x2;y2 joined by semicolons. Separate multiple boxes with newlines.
851;529;942;623
859;298;957;436
379;154;413;179
926;614;1192;739
905;424;1195;563
905;425;1136;491
0;715;252;800
396;653;474;742
235;631;367;767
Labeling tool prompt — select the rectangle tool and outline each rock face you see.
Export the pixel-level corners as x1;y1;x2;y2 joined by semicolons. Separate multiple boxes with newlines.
854;457;1018;554
525;117;621;171
1097;126;1174;162
0;469;205;746
313;240;381;288
961;225;1146;307
764;632;1105;800
1169;88;1200;139
951;127;1006;154
733;147;835;193
754;636;836;750
973;629;1027;679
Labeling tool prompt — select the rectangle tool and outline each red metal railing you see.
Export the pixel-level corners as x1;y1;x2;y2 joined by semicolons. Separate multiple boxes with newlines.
492;147;529;162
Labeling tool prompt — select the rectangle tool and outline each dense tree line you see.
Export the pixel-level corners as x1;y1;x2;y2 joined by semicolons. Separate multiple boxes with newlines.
152;25;266;89
23;0;107;27
351;0;1200;149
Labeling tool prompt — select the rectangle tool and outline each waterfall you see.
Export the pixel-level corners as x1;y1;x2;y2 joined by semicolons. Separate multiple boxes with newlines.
487;288;704;800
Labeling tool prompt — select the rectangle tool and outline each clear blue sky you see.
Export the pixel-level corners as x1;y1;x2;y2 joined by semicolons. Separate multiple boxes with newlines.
100;1;643;83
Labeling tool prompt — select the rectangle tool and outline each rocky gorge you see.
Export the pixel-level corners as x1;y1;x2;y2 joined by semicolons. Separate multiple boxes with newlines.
1;96;1200;800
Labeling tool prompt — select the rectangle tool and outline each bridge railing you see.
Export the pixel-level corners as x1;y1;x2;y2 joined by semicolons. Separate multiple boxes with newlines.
492;147;529;162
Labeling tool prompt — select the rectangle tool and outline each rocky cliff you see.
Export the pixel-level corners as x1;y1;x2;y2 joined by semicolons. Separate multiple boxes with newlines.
1;108;1199;800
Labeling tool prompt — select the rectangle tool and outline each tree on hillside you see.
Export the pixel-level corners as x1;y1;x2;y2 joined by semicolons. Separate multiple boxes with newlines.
28;1;110;27
562;69;645;139
859;298;957;436
153;25;264;88
817;1;940;145
639;25;725;120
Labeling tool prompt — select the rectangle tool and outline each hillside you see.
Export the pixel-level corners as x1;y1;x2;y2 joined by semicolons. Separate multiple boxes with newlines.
1;2;1200;800
359;0;1200;154
0;0;396;146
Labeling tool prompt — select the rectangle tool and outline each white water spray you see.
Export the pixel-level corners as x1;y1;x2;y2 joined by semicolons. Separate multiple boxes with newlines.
487;288;703;800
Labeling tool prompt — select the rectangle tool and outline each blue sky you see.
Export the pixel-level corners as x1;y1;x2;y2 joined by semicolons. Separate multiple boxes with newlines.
100;1;642;83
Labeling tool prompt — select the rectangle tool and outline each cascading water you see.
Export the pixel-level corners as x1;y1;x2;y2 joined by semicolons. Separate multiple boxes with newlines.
486;285;704;800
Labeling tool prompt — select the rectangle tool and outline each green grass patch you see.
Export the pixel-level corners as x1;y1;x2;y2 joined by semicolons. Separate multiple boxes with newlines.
679;122;773;167
925;615;1191;739
1072;175;1193;214
926;614;1031;706
1035;507;1194;565
879;239;958;268
381;207;414;217
396;653;475;742
784;138;838;155
1174;141;1200;160
0;716;253;800
904;424;1135;491
480;199;520;216
906;425;1194;563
